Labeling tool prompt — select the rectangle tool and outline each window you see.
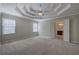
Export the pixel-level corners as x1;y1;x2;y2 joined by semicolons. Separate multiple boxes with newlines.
3;19;16;34
33;23;38;32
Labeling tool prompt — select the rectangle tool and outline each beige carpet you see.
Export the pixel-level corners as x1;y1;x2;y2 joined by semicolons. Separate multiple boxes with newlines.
0;36;79;55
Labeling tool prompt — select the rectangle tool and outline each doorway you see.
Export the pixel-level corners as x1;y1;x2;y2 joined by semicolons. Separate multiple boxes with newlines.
55;21;64;40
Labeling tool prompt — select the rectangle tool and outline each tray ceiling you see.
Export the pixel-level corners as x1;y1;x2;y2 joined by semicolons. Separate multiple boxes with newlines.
1;3;79;21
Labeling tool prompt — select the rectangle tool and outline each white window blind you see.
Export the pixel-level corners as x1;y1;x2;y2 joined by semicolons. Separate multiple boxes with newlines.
33;23;38;32
3;19;16;34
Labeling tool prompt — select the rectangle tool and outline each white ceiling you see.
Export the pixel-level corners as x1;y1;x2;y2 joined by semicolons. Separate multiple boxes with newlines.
0;3;79;21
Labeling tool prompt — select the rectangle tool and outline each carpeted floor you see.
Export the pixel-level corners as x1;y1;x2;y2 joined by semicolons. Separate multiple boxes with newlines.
0;36;79;55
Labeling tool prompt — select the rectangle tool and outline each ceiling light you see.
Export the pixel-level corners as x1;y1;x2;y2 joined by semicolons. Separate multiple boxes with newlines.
38;12;43;16
37;4;44;16
58;24;63;26
37;10;43;16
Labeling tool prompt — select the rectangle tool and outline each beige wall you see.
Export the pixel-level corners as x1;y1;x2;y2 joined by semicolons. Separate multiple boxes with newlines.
1;13;38;43
63;18;70;42
70;14;79;43
0;13;1;44
39;20;55;38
